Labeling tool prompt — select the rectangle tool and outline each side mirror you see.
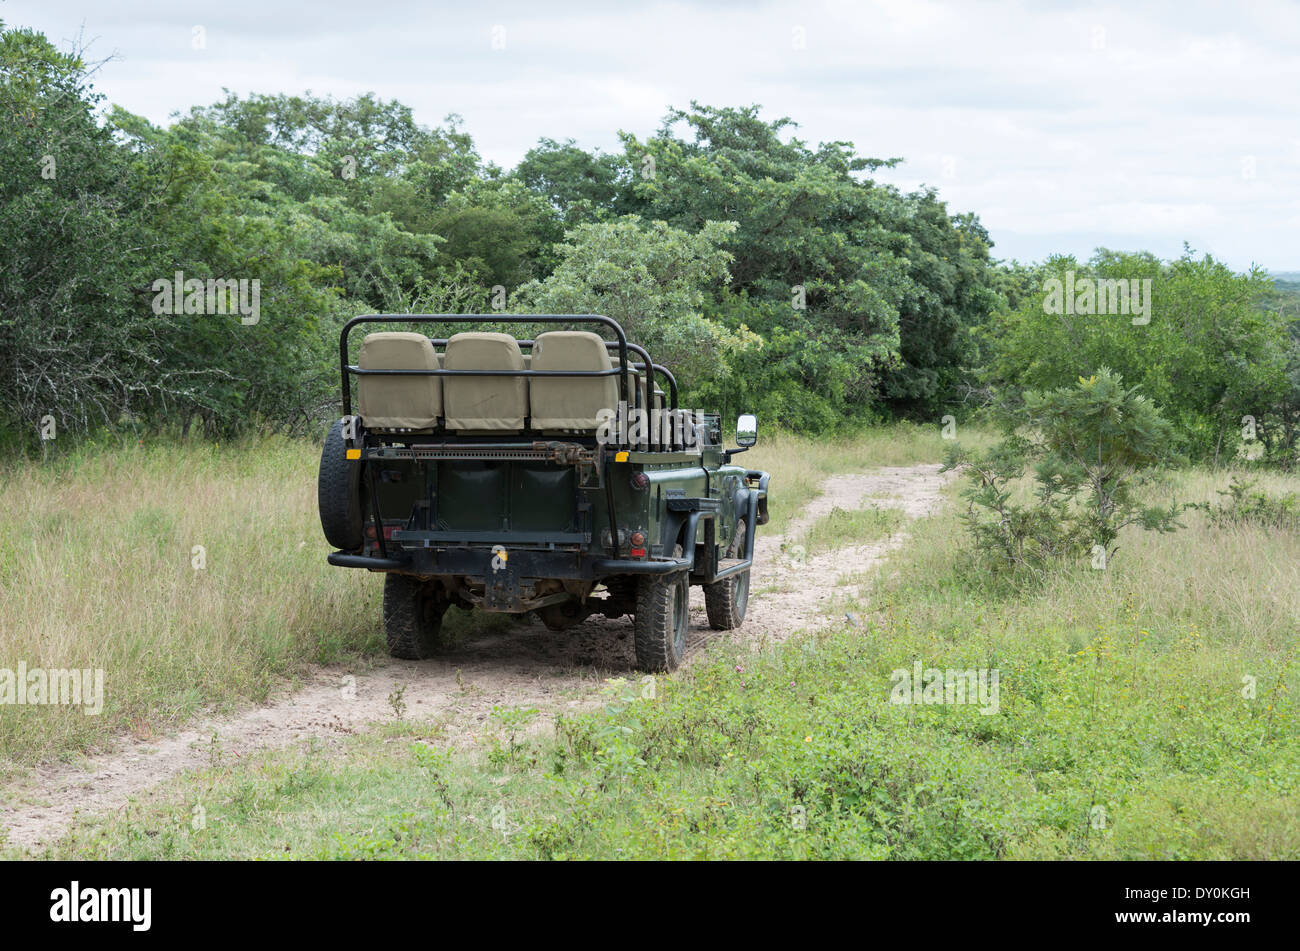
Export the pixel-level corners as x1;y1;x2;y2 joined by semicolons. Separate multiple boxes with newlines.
735;413;758;448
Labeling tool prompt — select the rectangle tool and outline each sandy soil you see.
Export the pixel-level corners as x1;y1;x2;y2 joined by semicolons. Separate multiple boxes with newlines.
0;463;948;853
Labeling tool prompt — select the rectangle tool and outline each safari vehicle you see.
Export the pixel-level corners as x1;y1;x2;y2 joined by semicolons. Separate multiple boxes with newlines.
317;314;770;672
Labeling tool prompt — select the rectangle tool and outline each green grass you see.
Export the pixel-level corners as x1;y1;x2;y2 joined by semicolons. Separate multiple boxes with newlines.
799;504;906;554
17;434;1300;860
743;422;985;535
12;426;1300;857
28;580;1298;859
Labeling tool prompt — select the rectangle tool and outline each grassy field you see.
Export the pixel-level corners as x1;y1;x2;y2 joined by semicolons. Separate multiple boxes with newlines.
740;422;972;534
0;436;378;772
0;423;950;772
799;503;907;554
8;426;1298;859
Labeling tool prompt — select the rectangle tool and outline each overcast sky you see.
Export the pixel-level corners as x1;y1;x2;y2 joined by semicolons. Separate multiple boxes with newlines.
7;0;1299;271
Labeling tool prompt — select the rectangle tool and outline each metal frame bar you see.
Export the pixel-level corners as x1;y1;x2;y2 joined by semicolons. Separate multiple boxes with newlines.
422;336;681;451
339;314;633;428
707;491;760;582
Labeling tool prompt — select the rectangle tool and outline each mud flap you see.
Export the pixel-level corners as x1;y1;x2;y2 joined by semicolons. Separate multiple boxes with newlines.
484;558;522;611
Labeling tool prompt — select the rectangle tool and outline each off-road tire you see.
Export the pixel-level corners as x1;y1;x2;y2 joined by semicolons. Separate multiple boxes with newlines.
318;418;363;551
383;574;450;660
634;566;690;673
704;518;749;630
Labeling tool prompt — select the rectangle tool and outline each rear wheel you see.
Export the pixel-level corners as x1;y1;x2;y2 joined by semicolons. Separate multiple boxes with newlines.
634;568;690;672
704;519;749;630
383;574;450;659
318;418;363;551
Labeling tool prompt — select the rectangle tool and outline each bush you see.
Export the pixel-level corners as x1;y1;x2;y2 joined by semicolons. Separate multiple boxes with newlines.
1198;475;1300;531
943;368;1184;576
982;251;1289;462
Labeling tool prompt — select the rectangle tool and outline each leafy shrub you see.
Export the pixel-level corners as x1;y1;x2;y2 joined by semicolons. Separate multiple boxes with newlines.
982;250;1290;462
1198;475;1300;531
943;368;1184;575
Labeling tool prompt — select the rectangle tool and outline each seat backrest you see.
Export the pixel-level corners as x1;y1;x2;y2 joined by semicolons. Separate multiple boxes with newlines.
633;369;666;409
529;331;619;431
442;332;528;430
357;332;441;430
629;367;665;438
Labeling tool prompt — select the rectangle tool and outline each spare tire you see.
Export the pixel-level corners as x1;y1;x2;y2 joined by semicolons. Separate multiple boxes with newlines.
318;418;363;551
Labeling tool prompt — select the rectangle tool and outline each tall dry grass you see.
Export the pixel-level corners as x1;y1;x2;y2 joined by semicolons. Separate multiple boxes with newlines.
0;436;377;771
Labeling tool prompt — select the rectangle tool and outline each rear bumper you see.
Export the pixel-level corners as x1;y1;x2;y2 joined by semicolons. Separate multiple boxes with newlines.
327;482;766;582
327;548;689;578
327;552;411;570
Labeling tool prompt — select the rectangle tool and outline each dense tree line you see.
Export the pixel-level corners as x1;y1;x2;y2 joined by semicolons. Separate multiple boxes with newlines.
4;22;1300;463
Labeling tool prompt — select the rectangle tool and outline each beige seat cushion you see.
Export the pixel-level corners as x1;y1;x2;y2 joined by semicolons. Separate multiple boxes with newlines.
634;369;665;408
358;332;441;430
443;332;528;430
633;369;650;412
633;369;666;415
530;331;619;431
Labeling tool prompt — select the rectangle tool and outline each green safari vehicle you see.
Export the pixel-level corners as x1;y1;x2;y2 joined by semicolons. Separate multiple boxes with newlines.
317;313;770;672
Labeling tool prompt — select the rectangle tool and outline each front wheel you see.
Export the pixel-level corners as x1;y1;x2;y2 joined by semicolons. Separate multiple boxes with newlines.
704;519;749;630
383;574;450;659
633;569;690;672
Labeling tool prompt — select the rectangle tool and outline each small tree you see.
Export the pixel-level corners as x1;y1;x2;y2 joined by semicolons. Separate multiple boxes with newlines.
943;368;1184;575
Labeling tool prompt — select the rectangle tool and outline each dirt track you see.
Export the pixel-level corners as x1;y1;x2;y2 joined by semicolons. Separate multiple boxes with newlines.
0;464;948;853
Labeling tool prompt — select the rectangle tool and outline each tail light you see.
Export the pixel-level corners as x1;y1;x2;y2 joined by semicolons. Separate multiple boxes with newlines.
629;471;650;491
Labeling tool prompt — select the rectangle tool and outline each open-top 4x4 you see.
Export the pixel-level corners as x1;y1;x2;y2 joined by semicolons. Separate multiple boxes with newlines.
318;313;769;672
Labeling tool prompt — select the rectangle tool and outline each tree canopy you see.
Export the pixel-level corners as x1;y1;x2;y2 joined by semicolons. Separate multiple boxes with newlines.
4;21;1296;464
